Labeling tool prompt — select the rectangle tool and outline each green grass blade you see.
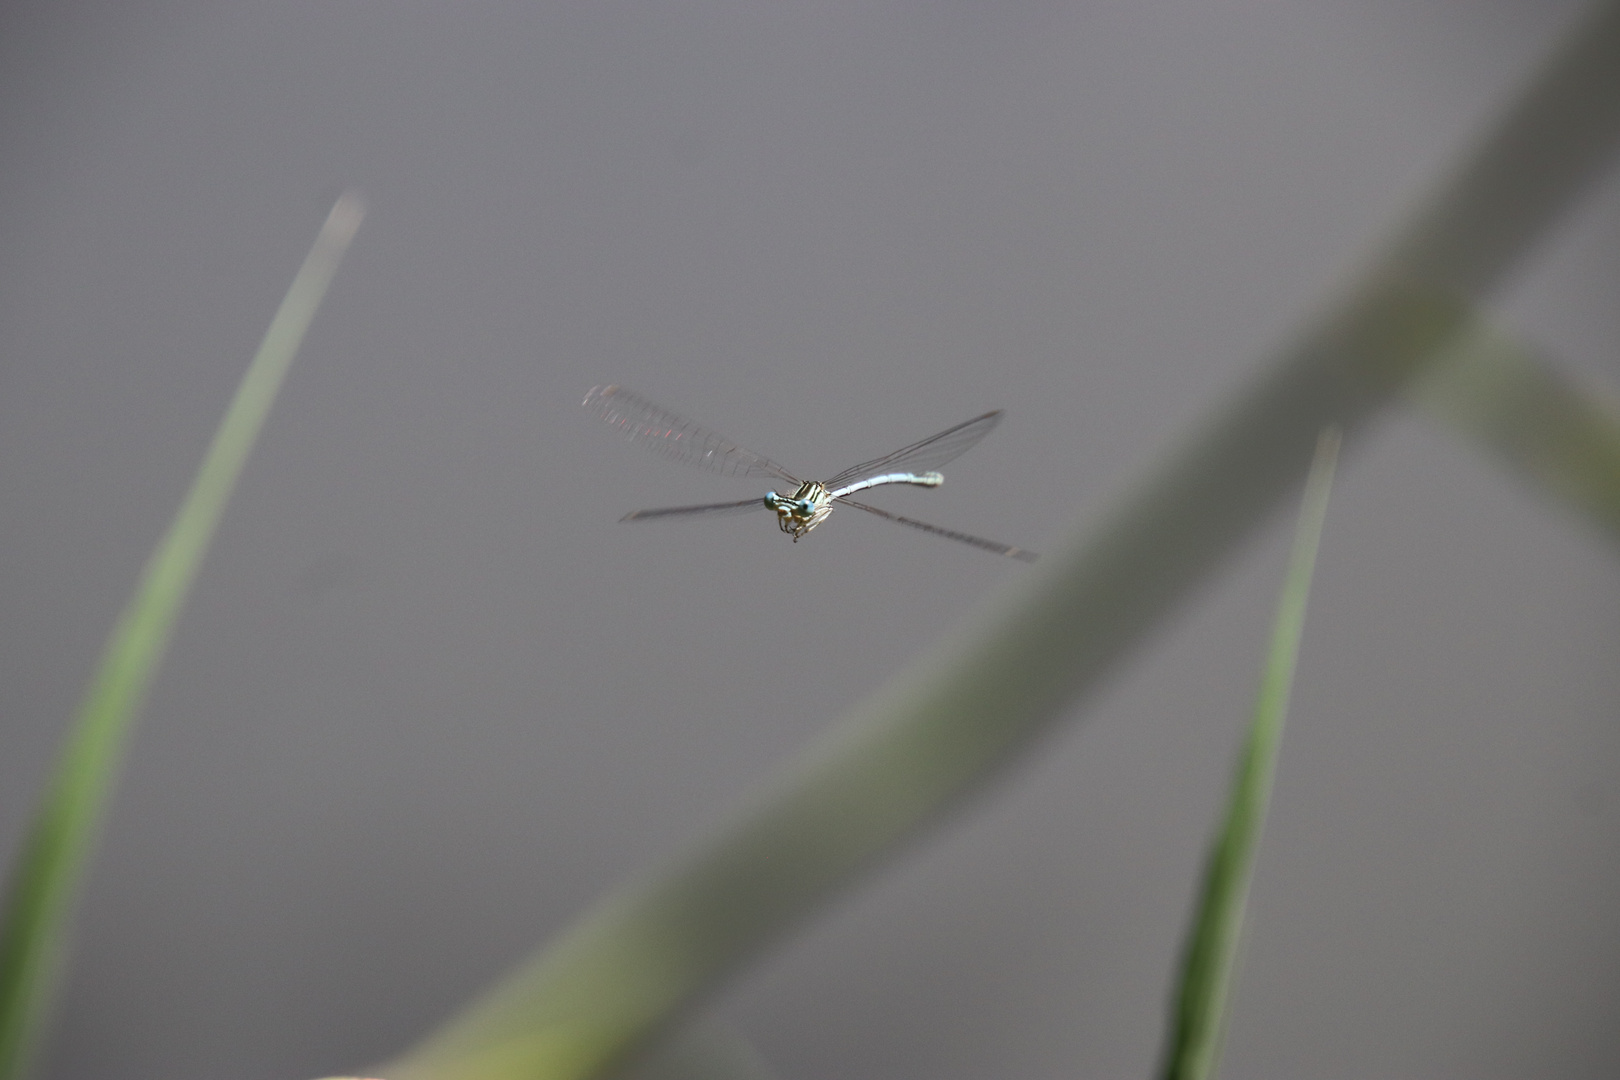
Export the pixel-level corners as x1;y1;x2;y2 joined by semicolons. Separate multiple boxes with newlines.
621;1024;782;1080
0;193;365;1080
1159;429;1339;1080
1410;321;1620;547
376;9;1620;1080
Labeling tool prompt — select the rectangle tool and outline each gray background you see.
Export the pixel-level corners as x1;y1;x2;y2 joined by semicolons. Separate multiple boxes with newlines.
2;2;1617;1078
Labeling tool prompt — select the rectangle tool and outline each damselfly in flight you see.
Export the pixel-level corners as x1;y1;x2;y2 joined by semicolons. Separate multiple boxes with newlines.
583;385;1037;561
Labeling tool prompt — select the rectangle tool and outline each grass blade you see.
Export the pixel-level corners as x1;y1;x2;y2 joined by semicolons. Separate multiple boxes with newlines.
1159;429;1339;1080
620;1024;782;1080
1410;322;1620;546
0;193;365;1080
377;7;1620;1079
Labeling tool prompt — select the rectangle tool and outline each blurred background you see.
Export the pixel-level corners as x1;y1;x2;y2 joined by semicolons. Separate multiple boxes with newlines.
1;2;1616;1078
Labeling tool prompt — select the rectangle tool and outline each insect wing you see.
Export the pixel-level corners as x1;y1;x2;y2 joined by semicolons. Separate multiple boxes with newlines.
584;385;799;484
836;496;1037;562
619;498;770;522
824;410;1003;490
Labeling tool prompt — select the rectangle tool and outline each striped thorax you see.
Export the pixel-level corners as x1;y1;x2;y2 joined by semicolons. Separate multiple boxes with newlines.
764;482;834;540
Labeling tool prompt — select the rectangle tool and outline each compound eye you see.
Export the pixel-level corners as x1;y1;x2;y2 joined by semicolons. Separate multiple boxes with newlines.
797;500;816;516
763;491;780;509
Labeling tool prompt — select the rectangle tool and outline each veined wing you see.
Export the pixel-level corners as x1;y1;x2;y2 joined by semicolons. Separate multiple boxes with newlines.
836;496;1037;562
619;498;768;522
584;385;799;484
824;410;1002;490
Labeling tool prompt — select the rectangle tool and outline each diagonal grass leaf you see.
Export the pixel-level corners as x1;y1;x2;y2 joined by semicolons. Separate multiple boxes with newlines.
0;193;365;1080
1410;322;1620;547
1159;429;1339;1080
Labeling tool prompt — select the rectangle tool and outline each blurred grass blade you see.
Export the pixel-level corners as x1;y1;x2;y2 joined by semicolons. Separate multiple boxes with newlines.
380;8;1620;1080
0;193;365;1080
1410;322;1620;546
620;1023;781;1080
1159;429;1339;1080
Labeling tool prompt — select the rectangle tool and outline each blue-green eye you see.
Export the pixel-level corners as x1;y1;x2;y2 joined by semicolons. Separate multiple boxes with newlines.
798;500;816;516
763;491;780;508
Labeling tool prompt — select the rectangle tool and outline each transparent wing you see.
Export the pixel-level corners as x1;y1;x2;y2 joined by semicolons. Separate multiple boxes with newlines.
584;385;799;483
836;497;1037;562
619;498;769;522
824;410;1003;490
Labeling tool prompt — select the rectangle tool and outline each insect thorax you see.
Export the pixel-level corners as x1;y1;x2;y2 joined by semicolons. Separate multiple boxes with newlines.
763;481;834;540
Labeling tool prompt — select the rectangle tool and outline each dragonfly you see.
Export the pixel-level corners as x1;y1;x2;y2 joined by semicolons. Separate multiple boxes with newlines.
583;385;1037;561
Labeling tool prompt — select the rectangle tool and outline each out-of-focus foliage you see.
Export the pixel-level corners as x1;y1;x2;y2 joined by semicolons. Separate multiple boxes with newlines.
0;194;364;1080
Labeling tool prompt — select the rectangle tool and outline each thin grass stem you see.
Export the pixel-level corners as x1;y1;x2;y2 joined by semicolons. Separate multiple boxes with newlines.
1158;429;1339;1080
0;193;364;1080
